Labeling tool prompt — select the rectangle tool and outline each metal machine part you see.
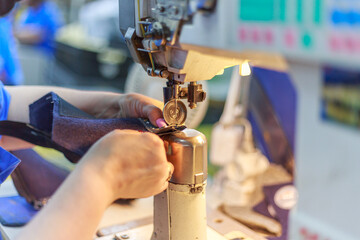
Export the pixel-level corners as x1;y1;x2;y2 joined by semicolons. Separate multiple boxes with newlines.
162;129;207;185
152;129;208;240
139;118;186;135
119;0;208;125
162;81;206;125
163;99;187;126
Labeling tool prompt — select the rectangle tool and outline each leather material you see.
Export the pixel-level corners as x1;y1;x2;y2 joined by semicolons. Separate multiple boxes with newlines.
0;121;82;162
10;149;69;209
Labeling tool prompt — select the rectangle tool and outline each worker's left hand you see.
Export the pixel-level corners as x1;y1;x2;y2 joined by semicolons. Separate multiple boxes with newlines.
92;93;164;127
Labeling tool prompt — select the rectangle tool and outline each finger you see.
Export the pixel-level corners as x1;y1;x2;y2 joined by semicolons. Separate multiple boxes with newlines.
167;162;174;175
156;118;167;128
108;129;141;139
160;181;169;193
166;162;174;182
143;105;164;127
139;95;164;109
131;93;164;109
163;141;169;151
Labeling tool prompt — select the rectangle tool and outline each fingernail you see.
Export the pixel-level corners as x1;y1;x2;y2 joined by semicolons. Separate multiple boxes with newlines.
156;118;167;128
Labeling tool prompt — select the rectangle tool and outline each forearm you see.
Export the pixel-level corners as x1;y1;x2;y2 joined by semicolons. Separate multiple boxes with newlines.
2;86;119;150
14;30;43;45
16;163;113;240
5;85;119;123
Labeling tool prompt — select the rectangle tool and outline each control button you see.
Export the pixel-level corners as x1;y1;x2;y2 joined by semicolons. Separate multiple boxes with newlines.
348;11;358;25
284;30;296;48
238;27;247;41
251;29;260;43
355;12;360;25
331;10;345;24
331;9;360;25
302;33;313;48
329;36;341;51
345;38;356;51
264;30;273;44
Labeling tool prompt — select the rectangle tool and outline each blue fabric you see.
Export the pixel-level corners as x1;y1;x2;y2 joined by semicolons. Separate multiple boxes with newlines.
18;1;63;54
30;92;147;159
251;67;297;151
0;83;19;184
0;82;11;122
0;147;20;184
0;196;38;226
0;16;23;85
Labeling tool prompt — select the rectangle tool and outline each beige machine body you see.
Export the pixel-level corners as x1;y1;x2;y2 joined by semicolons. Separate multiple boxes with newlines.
152;129;207;240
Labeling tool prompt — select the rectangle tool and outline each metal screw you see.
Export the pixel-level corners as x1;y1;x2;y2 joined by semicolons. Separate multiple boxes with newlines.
172;6;179;15
159;6;165;12
160;69;170;78
120;234;130;239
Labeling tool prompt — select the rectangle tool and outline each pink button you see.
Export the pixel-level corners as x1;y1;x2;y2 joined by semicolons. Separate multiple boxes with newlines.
251;29;260;43
238;27;247;42
264;30;273;44
300;227;308;236
329;36;341;51
284;30;296;48
345;38;356;51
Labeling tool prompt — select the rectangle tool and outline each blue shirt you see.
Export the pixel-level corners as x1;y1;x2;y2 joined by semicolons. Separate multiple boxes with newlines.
18;1;63;54
0;17;23;85
0;83;20;184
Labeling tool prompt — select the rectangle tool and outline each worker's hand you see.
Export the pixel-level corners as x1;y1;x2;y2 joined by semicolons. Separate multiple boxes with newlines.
78;129;173;201
93;93;165;127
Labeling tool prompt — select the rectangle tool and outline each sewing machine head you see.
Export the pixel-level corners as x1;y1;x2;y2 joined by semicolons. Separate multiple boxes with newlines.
119;0;213;126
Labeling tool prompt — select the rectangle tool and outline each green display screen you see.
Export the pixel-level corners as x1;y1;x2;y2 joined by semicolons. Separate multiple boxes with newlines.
239;0;286;22
239;0;276;22
239;0;322;24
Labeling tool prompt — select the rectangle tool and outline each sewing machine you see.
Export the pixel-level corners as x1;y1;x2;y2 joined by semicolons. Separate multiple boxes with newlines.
110;0;360;240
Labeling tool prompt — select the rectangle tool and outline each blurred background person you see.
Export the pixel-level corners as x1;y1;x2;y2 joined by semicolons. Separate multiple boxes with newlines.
12;0;62;85
0;15;23;85
13;0;63;55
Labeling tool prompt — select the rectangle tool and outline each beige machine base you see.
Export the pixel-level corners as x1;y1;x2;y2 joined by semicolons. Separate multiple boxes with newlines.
95;209;266;240
97;224;227;240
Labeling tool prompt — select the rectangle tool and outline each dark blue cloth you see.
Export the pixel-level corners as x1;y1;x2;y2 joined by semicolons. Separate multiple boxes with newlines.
17;1;63;54
0;83;19;184
0;148;20;184
253;183;294;240
251;67;297;151
0;196;37;227
0;82;10;122
30;92;147;159
0;16;23;85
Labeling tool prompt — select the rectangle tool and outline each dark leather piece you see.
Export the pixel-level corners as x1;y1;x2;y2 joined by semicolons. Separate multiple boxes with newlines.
0;121;82;162
10;149;69;209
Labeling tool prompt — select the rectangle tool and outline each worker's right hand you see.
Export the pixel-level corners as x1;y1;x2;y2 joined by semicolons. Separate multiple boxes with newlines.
77;129;173;203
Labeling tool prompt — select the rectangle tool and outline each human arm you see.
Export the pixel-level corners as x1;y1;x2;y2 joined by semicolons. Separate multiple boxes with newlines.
16;129;173;240
5;85;164;124
13;25;44;45
1;86;164;150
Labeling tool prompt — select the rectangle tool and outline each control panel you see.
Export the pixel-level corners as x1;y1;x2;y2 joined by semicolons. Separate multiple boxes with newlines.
231;0;360;67
180;0;360;68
